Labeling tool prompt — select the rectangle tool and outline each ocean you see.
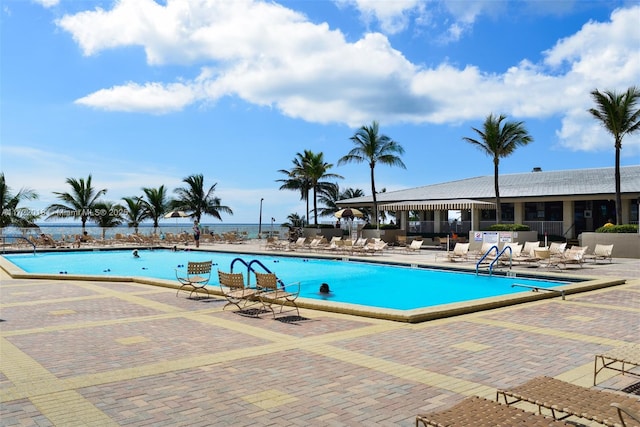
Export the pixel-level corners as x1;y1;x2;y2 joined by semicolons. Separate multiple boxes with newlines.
2;223;288;241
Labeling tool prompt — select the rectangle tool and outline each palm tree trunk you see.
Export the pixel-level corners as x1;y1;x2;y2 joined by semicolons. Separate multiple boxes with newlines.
312;186;318;226
615;142;622;224
494;158;501;224
370;166;378;225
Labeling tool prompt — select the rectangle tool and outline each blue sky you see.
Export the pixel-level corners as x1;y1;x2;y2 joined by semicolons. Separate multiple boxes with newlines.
1;0;639;225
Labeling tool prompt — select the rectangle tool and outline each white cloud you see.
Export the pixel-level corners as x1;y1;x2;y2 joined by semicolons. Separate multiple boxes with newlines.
75;81;197;113
56;1;639;154
33;0;59;8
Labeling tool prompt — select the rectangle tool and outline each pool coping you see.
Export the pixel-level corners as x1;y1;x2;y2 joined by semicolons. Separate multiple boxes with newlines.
0;250;627;323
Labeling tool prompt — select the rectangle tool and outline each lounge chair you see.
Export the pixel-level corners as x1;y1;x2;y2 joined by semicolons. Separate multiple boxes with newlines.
363;240;388;255
548;241;567;257
594;343;640;385
218;270;260;312
289;237;307;250
416;395;572;427
474;242;496;259
512;241;541;264
447;242;470;262
585;244;614;263
496;376;640;427
554;245;588;268
404;239;423;254
176;260;213;298
254;272;300;318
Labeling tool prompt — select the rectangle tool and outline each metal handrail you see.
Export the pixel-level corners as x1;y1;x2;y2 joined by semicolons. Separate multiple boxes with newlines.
229;257;285;288
1;235;36;254
476;245;498;275
489;245;513;274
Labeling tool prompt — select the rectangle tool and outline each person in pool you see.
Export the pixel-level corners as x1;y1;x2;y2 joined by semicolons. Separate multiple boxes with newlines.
132;249;140;258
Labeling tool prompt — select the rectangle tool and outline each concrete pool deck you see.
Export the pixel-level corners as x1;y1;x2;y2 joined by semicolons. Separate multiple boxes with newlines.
1;241;639;425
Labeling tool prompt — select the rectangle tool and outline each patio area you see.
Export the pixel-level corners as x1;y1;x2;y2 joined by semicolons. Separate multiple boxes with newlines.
1;242;639;426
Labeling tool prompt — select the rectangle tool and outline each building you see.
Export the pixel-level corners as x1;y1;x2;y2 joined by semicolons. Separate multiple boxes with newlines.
337;166;640;239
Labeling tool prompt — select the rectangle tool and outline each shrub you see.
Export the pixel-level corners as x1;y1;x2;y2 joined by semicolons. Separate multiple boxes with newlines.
595;224;638;233
483;224;530;231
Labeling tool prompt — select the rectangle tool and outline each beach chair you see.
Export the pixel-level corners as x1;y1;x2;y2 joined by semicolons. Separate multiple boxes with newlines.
416;395;572;427
404;239;423;254
594;343;640;385
176;260;213;298
496;376;640;427
512;241;541;264
218;270;260;312
363;240;387;255
554;245;588;268
548;241;567;257
254;272;300;318
447;242;470;262
585;244;614;263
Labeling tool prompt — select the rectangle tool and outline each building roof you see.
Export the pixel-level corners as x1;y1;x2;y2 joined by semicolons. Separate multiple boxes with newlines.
338;165;640;206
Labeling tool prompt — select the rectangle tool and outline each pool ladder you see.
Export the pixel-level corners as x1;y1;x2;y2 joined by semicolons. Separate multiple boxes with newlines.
229;257;285;289
475;245;513;276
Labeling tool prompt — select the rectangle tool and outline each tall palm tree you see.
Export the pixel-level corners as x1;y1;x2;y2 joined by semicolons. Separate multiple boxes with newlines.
338;121;405;226
122;196;147;234
0;173;40;229
588;86;640;225
92;201;124;240
46;175;107;231
141;185;170;233
277;153;312;226
302;150;343;225
172;174;233;222
463;114;533;224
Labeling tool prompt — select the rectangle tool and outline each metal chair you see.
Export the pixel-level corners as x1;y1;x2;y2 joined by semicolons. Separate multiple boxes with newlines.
176;260;213;298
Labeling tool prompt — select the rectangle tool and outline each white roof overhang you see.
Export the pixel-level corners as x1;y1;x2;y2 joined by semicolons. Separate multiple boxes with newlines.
379;199;495;211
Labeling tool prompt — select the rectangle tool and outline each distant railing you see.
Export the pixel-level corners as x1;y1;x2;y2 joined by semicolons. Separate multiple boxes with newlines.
522;221;563;236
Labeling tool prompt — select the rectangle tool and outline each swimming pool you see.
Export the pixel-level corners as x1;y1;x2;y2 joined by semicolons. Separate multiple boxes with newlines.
3;249;572;312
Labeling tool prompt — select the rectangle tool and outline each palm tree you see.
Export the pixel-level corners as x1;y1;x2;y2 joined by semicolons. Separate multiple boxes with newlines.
122;196;146;234
141;185;170;233
46;175;107;231
277;153;312;226
463;114;533;223
172;174;233;222
302;150;343;225
338;121;405;226
317;183;341;218
588;86;640;225
283;212;305;228
92;201;124;240
0;173;40;229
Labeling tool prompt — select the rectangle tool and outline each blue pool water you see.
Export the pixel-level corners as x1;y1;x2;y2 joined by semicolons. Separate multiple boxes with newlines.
3;250;569;311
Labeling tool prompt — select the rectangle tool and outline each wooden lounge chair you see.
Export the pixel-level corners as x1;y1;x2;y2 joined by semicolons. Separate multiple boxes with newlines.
176;260;213;298
496;376;640;427
585;244;614;263
218;270;260;312
254;272;300;318
416;395;572;427
594;343;640;385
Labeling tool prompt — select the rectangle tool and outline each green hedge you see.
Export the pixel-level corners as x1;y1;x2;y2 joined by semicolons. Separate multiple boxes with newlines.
595;224;638;233
482;224;531;231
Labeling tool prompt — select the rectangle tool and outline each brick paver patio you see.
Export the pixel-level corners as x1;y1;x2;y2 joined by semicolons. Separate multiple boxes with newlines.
1;243;638;426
